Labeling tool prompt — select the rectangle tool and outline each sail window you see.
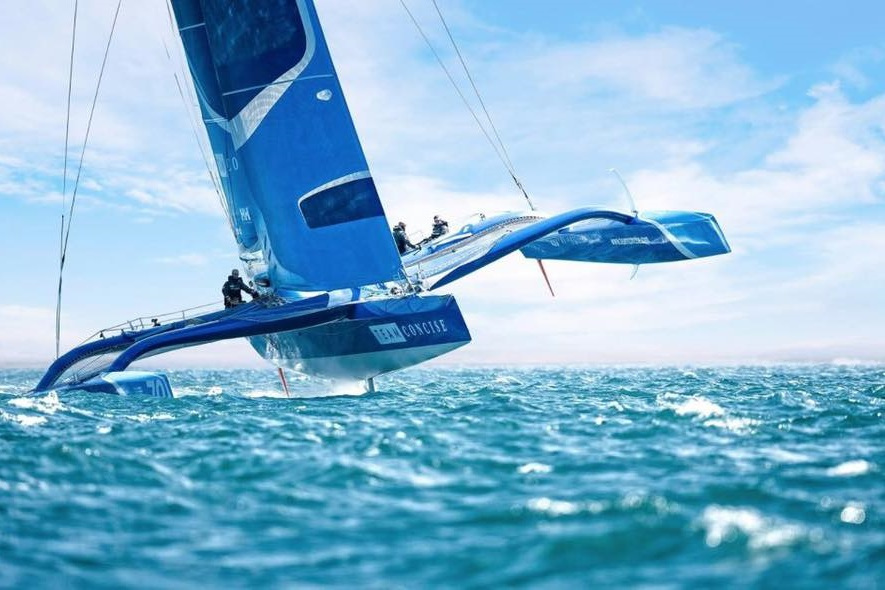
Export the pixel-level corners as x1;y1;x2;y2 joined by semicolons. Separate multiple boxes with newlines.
299;177;384;228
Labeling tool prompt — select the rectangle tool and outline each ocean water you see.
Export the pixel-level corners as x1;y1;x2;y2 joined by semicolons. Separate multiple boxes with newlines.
0;365;882;589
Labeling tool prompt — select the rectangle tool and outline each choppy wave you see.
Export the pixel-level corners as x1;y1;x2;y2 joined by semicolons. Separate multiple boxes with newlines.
0;365;882;588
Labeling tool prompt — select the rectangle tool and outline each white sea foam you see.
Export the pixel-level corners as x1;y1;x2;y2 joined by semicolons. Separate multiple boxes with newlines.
331;380;370;396
304;432;323;444
840;502;866;524
704;417;760;433
826;460;874;477
750;523;806;550
701;506;762;547
660;393;758;432
606;401;625;412
675;397;725;418
700;505;804;550
4;392;63;426
527;497;581;516
173;386;224;397
763;448;813;464
0;410;47;427
245;379;369;399
127;412;174;423
518;462;552;474
350;458;450;487
9;391;63;414
241;389;291;399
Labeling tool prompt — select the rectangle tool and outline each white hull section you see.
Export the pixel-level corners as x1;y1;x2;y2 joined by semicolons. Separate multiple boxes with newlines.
245;294;471;380
249;340;465;380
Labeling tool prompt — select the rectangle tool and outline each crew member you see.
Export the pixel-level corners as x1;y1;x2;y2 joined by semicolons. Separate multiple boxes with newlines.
392;222;417;254
222;269;258;308
430;215;449;239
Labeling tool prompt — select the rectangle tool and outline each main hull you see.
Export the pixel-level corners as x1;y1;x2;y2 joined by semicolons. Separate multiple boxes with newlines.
248;294;471;380
34;294;470;394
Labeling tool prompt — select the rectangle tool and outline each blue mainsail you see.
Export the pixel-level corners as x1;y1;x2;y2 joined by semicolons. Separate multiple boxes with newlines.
171;0;403;292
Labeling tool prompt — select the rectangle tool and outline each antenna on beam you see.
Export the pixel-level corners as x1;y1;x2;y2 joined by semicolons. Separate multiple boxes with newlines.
609;168;638;218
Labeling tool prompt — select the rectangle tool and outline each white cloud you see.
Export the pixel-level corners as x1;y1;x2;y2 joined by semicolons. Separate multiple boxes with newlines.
0;1;215;217
626;86;885;242
521;27;781;109
153;253;210;267
831;45;885;90
0;305;83;367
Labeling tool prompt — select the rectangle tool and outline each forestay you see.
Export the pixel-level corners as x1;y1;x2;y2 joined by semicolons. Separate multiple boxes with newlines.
171;0;403;292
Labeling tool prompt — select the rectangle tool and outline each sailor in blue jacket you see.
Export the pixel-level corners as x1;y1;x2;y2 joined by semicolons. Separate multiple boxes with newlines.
222;269;258;308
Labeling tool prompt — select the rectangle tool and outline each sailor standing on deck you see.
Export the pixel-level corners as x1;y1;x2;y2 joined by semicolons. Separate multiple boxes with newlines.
392;222;417;255
222;269;258;308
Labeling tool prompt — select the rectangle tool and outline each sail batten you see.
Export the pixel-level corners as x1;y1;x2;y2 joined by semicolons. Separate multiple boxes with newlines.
178;22;206;32
221;72;333;98
171;0;403;292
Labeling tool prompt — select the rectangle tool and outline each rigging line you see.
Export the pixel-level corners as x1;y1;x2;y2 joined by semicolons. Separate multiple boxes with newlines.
159;1;227;217
55;0;123;359
56;0;78;359
404;0;535;211
424;3;545;289
430;0;516;175
161;1;238;235
168;53;229;219
61;0;123;260
432;0;535;210
399;0;512;180
59;0;78;260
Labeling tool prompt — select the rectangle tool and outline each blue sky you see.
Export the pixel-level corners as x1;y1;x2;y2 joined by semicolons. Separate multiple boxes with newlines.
1;0;883;368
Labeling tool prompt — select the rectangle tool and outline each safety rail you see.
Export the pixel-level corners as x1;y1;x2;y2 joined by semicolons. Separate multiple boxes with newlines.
77;300;226;345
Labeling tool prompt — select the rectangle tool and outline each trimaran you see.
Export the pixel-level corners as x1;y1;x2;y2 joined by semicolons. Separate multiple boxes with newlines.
35;0;730;396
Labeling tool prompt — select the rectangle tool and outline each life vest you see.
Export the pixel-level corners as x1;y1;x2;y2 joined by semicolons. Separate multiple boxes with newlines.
431;220;449;238
222;276;245;307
